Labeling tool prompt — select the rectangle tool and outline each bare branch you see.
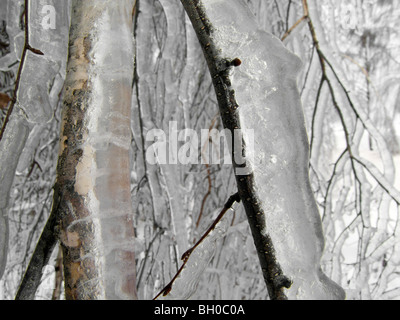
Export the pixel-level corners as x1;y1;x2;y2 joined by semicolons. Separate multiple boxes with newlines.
154;193;240;300
15;188;61;300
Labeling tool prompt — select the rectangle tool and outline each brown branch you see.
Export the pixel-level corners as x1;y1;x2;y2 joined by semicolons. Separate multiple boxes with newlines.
281;0;310;41
302;2;400;280
0;0;44;142
180;0;292;300
195;116;218;229
301;3;373;254
281;15;307;41
153;193;240;300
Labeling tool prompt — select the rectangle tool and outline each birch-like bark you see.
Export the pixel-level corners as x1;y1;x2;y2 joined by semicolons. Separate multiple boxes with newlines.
180;0;345;299
54;0;137;299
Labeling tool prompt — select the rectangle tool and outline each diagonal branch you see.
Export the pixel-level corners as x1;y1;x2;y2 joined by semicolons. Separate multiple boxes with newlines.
153;192;240;299
15;187;61;300
180;0;295;300
281;15;307;41
196;116;218;229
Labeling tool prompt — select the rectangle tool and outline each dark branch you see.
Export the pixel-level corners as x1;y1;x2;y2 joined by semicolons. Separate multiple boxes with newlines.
153;192;240;300
179;0;292;300
15;188;61;300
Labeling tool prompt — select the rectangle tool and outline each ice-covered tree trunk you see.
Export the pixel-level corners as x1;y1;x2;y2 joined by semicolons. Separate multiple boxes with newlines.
181;0;345;299
54;0;137;299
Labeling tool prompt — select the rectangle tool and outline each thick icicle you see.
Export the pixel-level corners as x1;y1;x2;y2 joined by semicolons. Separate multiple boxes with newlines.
182;0;345;299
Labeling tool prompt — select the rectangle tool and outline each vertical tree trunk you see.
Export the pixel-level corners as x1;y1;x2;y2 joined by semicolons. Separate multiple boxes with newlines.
55;0;137;299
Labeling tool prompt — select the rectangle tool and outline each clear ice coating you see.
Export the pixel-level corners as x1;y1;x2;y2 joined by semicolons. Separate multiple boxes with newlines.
16;0;70;124
0;114;30;278
57;0;137;299
200;0;345;299
17;53;59;124
0;0;70;279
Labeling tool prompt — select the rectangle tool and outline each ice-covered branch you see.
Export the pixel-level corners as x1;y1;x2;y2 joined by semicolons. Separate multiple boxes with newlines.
180;0;345;299
52;0;137;300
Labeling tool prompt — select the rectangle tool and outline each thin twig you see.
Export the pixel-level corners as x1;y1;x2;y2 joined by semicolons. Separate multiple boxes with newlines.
303;0;400;208
153;192;240;299
281;0;309;41
281;15;307;41
196;115;218;229
309;74;326;155
136;228;164;289
0;0;43;142
302;0;364;192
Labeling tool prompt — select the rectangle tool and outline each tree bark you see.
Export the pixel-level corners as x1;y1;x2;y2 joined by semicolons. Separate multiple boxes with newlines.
55;0;137;299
